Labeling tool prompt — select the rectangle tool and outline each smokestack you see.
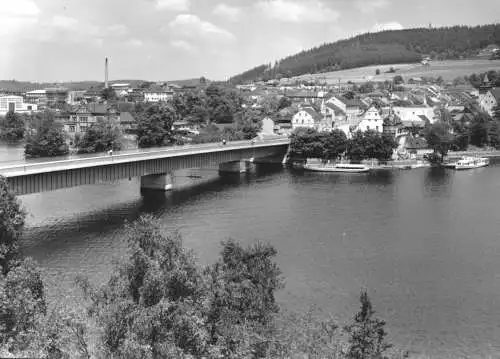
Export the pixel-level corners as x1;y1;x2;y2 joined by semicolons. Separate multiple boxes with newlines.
105;57;109;89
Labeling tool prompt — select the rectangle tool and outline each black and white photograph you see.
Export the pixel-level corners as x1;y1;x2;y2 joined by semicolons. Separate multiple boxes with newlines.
1;0;500;357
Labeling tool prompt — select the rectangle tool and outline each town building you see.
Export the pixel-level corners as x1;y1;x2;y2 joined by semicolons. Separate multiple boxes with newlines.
110;83;131;97
144;85;174;103
0;95;38;116
64;103;115;138
392;106;435;124
479;88;500;117
356;104;384;133
25;90;47;106
45;88;69;108
291;107;322;130
261;117;275;135
67;90;86;105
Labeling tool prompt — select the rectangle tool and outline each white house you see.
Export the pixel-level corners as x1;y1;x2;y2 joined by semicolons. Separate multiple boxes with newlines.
355;105;383;133
0;95;38;116
479;88;500;116
392;106;435;124
291;107;322;130
110;83;130;97
144;86;174;103
261;117;275;135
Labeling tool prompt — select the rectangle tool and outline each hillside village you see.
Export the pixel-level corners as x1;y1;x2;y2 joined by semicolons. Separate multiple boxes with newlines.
0;68;500;159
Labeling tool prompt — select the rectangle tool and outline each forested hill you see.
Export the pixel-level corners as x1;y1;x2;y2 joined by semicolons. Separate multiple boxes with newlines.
230;24;500;84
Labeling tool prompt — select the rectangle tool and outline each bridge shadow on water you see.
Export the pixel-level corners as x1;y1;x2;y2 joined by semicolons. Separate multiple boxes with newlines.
21;164;285;249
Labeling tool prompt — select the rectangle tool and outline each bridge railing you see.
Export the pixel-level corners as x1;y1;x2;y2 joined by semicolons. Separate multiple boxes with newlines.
0;138;290;175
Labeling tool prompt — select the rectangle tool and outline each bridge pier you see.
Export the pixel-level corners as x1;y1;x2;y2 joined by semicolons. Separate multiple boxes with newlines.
140;173;174;191
218;160;253;174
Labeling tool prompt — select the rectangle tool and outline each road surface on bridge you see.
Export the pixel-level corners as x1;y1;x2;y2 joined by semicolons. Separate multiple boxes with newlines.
0;138;290;177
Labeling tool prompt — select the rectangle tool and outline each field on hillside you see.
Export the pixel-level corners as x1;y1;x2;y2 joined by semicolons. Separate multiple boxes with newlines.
294;59;500;84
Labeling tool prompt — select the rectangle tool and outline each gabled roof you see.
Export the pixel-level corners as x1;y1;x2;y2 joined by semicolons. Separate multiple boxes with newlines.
402;120;425;128
325;102;345;115
405;135;428;150
417;115;431;123
341;98;363;108
300;107;322;121
489;88;500;102
119;112;136;124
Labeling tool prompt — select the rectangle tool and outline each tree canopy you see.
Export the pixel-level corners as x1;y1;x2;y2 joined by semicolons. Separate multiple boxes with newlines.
0;111;25;142
230;24;500;83
347;130;398;162
76;119;123;154
424;121;454;161
24;112;69;159
136;104;178;148
0;176;26;274
77;215;284;358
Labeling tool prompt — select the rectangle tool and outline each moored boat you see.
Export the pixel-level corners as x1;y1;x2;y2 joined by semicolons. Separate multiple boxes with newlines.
304;163;371;173
448;156;489;170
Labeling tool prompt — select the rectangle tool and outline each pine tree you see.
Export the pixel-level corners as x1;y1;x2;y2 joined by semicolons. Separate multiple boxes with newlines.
344;290;392;359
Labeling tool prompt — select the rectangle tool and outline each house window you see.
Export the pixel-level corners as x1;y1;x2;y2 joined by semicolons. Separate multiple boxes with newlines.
80;125;88;132
376;126;379;131
367;126;370;130
27;105;32;110
69;126;75;133
80;116;88;122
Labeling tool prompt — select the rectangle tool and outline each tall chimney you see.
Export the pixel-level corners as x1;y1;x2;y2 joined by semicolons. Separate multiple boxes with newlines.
105;57;109;89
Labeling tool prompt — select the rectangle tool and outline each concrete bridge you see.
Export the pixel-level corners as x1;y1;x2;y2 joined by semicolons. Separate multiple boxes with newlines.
0;139;290;195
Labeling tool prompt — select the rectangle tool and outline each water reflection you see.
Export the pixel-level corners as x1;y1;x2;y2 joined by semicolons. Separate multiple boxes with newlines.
423;167;454;197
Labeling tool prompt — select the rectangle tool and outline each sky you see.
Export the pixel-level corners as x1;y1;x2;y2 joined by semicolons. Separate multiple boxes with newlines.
1;0;500;82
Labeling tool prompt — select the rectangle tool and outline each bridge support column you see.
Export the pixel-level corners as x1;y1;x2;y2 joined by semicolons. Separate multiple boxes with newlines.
218;160;253;174
140;173;174;191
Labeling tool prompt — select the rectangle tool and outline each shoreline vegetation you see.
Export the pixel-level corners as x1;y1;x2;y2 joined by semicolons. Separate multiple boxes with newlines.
0;174;412;359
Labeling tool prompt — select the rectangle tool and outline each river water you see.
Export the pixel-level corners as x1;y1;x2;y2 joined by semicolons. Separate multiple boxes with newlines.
3;143;500;358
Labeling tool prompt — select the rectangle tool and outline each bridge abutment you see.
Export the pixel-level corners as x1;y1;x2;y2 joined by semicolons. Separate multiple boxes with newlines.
140;173;174;191
218;160;253;174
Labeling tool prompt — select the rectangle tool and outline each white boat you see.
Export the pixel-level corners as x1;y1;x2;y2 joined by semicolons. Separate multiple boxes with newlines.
451;156;489;170
304;163;371;173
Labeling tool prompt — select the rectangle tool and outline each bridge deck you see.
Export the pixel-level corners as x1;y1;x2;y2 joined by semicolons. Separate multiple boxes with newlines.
0;138;290;178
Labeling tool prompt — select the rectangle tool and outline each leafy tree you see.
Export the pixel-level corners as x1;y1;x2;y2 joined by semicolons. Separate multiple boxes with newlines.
101;87;117;101
235;109;263;140
344;290;392;359
173;91;210;126
0;258;47;353
0;111;25;142
24;113;69;159
451;117;470;151
359;82;375;94
0;176;26;274
393;75;404;85
289;128;325;159
205;84;242;124
206;238;284;357
78;215;207;358
136;104;178;148
77;119;123;154
424;121;454;162
347;131;398;162
469;112;490;147
277;96;292;111
320;129;348;161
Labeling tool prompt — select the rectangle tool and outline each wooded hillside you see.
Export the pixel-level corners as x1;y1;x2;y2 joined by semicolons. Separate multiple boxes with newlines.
231;24;500;84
